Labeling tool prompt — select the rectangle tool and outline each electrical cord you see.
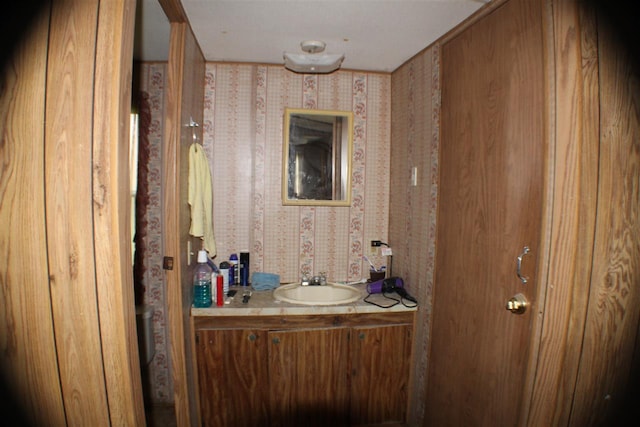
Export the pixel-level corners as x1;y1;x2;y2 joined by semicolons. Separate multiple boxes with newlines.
364;291;399;308
363;288;418;309
395;287;418;305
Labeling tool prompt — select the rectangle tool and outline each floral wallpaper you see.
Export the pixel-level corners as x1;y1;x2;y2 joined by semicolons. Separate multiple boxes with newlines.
204;64;391;284
389;44;439;424
137;63;173;403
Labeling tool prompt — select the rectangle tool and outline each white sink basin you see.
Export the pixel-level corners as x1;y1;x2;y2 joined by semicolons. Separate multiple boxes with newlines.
273;283;362;306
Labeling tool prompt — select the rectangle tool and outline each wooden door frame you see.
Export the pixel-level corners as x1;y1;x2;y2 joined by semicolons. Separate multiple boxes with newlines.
161;1;207;424
163;21;193;426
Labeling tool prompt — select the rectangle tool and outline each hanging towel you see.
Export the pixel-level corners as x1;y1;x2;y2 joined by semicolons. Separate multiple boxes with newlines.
188;143;216;257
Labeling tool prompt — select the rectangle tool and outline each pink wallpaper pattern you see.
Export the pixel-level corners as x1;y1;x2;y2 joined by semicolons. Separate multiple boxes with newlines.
204;64;391;284
138;63;173;403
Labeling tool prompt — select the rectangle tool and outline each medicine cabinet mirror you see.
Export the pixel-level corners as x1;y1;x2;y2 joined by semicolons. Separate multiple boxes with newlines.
282;108;353;206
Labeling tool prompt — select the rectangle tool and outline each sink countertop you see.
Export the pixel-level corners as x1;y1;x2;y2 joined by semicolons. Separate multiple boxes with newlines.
191;283;418;317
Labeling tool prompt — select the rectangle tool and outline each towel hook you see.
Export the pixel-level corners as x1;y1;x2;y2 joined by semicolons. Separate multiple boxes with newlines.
188;117;200;144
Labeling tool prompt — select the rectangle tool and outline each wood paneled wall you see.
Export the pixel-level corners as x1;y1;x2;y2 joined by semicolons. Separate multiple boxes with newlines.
0;3;65;425
528;1;640;425
569;2;640;424
0;0;144;425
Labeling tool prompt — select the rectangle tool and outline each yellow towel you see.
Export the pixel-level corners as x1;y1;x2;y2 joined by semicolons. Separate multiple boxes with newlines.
188;143;216;257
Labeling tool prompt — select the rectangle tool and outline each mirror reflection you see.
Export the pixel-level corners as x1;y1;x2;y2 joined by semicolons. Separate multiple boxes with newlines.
283;108;353;206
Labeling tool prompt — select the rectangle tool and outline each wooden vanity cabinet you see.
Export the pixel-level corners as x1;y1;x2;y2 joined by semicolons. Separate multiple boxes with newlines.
349;324;413;425
195;328;270;426
268;327;351;426
194;312;414;427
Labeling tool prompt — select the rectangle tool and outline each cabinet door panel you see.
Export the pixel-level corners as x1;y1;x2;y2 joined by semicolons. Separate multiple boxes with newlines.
269;328;350;427
350;324;412;425
196;329;269;427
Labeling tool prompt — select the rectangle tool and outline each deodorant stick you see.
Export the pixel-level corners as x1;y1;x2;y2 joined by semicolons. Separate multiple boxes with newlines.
240;251;250;286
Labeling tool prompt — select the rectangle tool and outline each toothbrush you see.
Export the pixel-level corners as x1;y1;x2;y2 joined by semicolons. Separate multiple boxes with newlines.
363;255;377;271
345;278;367;285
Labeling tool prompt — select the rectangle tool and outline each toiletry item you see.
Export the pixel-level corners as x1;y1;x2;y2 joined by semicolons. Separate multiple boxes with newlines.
240;251;250;286
367;276;404;294
363;255;377;271
193;250;212;308
369;269;386;282
229;253;238;286
219;261;230;295
242;290;252;304
216;275;224;306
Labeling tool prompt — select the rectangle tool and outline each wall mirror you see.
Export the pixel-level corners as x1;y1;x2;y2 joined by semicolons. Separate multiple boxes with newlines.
282;108;353;206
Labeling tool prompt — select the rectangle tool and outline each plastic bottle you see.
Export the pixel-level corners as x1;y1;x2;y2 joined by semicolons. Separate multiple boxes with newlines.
216;275;224;306
219;261;230;295
240;251;250;286
229;253;239;286
193;250;213;308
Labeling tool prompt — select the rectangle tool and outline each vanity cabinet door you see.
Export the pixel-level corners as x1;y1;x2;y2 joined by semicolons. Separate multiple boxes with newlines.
268;327;350;427
195;329;269;427
350;324;413;425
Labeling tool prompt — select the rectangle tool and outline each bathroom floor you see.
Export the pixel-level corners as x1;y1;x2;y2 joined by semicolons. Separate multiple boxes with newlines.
146;404;177;427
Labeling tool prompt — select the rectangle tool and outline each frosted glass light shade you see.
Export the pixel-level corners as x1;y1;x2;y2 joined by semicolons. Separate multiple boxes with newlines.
283;52;345;74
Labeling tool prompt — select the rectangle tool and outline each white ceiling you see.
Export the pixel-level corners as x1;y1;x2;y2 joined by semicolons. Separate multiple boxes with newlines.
135;0;490;73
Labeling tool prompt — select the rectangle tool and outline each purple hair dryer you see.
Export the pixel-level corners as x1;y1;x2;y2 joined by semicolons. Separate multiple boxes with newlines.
367;277;404;294
366;277;417;303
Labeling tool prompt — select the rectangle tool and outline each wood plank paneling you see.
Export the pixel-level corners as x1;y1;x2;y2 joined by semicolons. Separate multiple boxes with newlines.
44;0;110;423
92;0;146;424
569;5;640;425
2;0;147;424
0;3;66;426
526;1;600;425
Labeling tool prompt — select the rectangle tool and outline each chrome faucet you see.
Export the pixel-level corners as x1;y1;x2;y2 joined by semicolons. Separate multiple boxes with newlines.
301;272;327;286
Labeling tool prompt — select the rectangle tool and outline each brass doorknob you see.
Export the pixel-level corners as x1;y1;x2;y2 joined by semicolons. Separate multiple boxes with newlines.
506;293;528;314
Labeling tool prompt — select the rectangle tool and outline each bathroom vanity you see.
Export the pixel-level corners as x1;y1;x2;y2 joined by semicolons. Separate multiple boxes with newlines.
192;286;417;427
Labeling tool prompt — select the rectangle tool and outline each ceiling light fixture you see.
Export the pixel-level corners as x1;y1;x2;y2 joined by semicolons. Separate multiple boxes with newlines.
284;40;345;74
